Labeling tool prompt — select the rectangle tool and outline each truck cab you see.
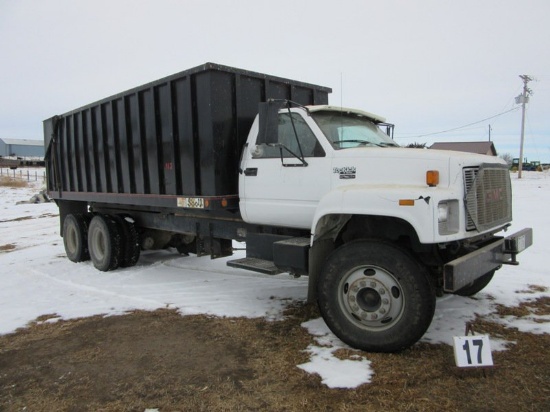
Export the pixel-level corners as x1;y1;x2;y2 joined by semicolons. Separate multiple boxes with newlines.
240;101;513;245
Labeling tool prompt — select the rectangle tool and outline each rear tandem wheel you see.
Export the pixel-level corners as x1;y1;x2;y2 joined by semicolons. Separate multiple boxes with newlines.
111;214;141;268
62;213;92;263
87;214;122;272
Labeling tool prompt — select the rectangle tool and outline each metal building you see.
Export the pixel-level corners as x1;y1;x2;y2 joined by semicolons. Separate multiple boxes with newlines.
0;138;45;157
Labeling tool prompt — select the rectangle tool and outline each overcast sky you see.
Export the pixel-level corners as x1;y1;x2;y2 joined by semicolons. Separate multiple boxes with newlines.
1;0;549;161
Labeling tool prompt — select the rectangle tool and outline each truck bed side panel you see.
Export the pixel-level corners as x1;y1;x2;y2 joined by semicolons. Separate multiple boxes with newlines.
44;63;331;206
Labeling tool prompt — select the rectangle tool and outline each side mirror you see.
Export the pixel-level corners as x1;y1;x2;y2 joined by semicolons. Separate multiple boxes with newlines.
257;100;284;145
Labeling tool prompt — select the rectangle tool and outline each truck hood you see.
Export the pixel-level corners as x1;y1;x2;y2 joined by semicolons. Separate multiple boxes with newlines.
330;147;506;189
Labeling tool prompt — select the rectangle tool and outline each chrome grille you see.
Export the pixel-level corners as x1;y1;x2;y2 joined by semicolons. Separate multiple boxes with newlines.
463;167;478;230
464;165;512;231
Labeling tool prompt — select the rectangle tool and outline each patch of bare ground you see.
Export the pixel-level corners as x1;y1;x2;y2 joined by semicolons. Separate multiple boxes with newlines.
0;244;16;252
0;303;548;412
0;216;33;223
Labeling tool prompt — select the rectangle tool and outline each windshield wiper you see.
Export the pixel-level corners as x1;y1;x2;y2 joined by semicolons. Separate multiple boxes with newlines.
333;140;372;146
333;140;398;148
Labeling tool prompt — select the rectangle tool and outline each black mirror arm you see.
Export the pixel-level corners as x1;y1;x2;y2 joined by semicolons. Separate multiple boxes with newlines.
269;143;308;167
285;105;307;163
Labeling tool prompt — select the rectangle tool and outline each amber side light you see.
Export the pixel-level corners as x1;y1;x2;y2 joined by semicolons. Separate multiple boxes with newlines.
426;170;439;187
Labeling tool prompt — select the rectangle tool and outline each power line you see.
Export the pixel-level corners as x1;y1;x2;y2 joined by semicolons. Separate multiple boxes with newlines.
395;106;521;139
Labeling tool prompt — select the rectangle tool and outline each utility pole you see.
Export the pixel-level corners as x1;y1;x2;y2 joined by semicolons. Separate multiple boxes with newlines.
517;75;533;179
488;124;491;141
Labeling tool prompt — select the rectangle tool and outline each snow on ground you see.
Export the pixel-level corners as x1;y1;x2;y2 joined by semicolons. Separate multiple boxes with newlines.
0;168;548;389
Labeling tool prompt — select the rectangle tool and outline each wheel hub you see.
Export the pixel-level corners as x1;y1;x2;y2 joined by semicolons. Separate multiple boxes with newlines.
357;287;382;312
341;266;404;329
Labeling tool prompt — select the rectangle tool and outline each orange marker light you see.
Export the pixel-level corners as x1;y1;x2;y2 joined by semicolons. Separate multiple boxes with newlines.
221;198;228;208
399;199;415;206
204;199;210;208
426;170;439;187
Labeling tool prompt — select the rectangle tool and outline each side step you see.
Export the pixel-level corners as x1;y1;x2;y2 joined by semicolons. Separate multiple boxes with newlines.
227;257;282;275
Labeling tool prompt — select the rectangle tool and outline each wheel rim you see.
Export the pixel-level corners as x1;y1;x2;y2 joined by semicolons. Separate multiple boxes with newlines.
66;225;78;254
338;265;405;331
91;227;106;260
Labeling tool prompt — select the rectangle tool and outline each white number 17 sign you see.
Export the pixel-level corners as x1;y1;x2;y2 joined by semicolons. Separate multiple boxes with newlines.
453;335;494;368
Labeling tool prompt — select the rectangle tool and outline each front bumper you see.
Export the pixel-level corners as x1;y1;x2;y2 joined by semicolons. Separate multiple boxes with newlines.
443;228;533;292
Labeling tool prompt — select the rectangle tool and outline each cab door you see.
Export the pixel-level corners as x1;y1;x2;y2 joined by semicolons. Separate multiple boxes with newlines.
239;110;331;229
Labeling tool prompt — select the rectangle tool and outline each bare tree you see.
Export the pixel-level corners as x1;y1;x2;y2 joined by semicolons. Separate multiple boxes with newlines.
406;142;427;148
499;153;513;166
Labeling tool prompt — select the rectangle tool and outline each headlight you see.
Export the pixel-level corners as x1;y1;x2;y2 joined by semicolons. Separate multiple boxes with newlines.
438;203;449;222
438;200;459;235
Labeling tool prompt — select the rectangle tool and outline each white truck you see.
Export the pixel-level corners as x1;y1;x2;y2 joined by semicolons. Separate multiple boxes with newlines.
44;63;532;352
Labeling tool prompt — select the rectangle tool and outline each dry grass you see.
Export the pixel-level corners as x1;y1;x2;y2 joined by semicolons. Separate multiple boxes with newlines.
495;295;550;318
516;284;548;294
0;175;28;188
0;301;549;411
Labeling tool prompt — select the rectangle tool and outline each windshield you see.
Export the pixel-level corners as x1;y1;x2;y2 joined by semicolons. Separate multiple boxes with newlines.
311;111;399;149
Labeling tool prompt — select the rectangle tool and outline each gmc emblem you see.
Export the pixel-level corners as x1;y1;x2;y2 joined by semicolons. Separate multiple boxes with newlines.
486;188;503;203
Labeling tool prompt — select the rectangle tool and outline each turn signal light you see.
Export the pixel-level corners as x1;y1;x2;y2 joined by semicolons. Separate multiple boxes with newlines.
426;170;439;187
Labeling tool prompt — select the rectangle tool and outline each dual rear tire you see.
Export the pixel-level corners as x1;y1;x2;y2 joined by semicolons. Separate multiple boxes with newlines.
63;213;140;271
87;214;121;271
63;214;92;262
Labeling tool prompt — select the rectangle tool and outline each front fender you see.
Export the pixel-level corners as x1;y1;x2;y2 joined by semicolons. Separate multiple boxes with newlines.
311;185;439;244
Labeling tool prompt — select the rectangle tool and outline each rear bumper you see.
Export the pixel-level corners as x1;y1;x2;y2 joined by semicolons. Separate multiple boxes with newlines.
443;228;533;292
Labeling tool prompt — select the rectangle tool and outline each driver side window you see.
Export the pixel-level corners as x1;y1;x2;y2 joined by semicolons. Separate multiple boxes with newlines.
254;113;325;158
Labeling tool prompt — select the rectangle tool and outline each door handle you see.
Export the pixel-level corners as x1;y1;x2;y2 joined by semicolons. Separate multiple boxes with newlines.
244;168;258;176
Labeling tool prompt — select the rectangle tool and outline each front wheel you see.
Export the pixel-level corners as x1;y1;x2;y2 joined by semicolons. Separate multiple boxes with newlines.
317;240;436;353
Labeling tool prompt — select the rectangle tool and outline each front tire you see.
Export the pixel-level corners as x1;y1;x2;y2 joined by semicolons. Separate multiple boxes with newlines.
317;240;436;353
